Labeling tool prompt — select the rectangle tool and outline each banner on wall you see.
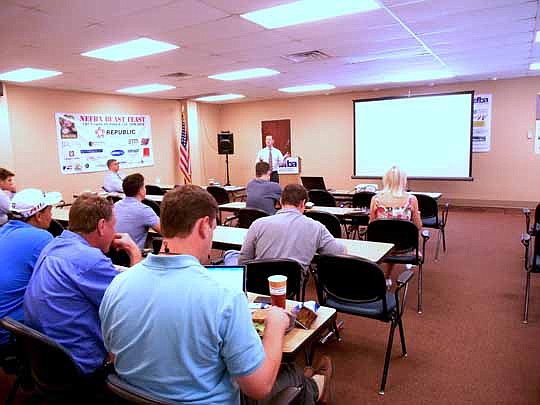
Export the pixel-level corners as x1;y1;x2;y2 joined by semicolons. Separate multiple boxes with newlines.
55;112;154;174
472;94;492;153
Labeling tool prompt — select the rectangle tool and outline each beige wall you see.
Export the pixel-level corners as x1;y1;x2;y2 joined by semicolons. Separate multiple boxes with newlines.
0;84;14;169
5;84;181;200
199;76;540;207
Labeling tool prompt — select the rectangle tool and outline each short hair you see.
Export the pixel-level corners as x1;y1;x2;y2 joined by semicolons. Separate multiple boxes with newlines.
106;159;117;169
123;173;144;197
69;193;113;234
382;165;407;197
0;168;15;181
160;185;218;238
255;161;270;177
281;184;308;207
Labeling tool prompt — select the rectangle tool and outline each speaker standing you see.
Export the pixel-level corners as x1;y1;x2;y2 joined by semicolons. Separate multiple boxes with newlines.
256;135;289;183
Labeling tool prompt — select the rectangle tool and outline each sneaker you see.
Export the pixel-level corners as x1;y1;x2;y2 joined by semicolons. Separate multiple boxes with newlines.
313;355;334;405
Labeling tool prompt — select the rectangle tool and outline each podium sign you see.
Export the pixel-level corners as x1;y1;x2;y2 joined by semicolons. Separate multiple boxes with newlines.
278;156;301;175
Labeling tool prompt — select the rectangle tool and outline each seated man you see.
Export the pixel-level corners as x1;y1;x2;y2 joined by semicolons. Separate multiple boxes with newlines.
246;161;282;215
0;168;16;226
239;184;346;271
103;159;124;193
24;193;141;376
99;185;332;405
0;188;61;354
114;173;160;250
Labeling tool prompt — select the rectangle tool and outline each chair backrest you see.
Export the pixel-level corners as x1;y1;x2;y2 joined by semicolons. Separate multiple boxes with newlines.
0;317;82;394
414;194;439;222
352;191;375;209
107;194;123;204
316;254;388;310
142;198;161;216
367;219;419;253
305;210;342;238
47;219;64;237
145;185;165;196
308;189;336;207
106;374;174;404
207;186;230;205
244;259;303;300
237;208;269;229
534;203;540;230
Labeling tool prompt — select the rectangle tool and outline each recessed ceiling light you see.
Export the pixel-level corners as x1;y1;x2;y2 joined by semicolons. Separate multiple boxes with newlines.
386;71;455;83
529;62;540;70
116;84;175;94
82;38;179;62
194;94;245;102
278;84;335;93
0;67;62;82
209;68;280;81
535;31;540;42
240;0;380;29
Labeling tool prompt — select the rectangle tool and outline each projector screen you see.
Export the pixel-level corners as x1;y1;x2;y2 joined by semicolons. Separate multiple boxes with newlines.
353;91;474;180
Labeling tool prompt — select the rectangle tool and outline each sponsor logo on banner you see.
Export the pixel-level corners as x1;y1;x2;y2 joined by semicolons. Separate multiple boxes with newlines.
143;148;150;157
111;150;125;156
80;149;104;154
141;138;150;145
128;139;139;145
96;127;105;138
127;149;139;153
88;141;105;147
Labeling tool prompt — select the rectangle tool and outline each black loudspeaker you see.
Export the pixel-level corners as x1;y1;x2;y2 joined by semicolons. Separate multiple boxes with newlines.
218;132;234;155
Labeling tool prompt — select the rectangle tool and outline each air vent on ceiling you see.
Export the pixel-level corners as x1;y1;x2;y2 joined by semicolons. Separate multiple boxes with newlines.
282;50;332;63
161;72;192;79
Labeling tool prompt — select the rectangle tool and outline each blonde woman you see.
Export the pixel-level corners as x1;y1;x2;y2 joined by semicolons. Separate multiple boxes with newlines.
369;166;422;287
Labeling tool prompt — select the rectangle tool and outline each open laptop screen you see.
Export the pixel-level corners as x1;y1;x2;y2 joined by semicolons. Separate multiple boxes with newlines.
301;176;326;190
204;265;246;293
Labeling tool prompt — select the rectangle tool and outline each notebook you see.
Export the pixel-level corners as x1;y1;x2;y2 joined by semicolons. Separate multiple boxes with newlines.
204;265;246;293
301;176;327;191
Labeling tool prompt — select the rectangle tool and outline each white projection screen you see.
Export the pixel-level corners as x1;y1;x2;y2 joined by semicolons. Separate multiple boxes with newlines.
353;91;474;180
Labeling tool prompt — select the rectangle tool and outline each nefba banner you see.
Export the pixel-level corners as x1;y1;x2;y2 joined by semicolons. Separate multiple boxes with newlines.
56;112;154;174
472;94;492;153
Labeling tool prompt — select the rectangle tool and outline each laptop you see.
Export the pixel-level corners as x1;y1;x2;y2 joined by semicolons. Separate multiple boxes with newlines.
204;265;246;294
301;176;327;191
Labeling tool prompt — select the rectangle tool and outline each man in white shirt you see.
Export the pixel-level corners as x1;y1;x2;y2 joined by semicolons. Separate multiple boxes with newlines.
103;159;124;193
256;135;289;183
0;168;16;226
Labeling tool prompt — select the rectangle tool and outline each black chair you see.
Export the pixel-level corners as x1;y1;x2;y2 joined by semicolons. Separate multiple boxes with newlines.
0;317;100;404
367;219;429;314
414;194;449;260
305;210;342;238
145;185;165;196
106;373;301;405
345;191;375;239
207;186;230;205
237;207;269;228
520;204;540;323
314;254;414;395
308;189;336;207
107;194;123;204
47;219;64;237
107;248;132;267
244;258;303;301
352;191;375;209
142;198;161;216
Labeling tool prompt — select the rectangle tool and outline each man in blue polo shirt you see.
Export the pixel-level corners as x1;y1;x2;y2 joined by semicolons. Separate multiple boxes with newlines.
0;188;61;354
114;173;160;250
24;193;142;376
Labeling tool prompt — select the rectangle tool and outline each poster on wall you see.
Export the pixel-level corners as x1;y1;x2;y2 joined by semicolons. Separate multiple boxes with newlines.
56;112;154;174
472;94;492;153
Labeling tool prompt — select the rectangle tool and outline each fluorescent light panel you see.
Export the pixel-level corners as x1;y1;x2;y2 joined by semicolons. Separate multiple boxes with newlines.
240;0;380;29
82;38;178;61
279;84;335;93
209;68;279;81
194;94;245;102
0;68;62;82
116;84;175;94
529;62;540;70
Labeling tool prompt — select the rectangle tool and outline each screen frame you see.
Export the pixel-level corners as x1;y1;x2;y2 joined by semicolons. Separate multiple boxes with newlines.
352;90;474;181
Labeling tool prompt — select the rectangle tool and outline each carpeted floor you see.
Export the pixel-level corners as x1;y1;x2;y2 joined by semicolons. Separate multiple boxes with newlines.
1;209;539;404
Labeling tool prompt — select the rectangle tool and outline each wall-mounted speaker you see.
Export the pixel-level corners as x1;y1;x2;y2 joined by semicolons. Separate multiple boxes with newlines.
218;132;234;155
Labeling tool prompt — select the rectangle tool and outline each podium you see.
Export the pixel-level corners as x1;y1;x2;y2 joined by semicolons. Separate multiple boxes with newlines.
277;156;301;185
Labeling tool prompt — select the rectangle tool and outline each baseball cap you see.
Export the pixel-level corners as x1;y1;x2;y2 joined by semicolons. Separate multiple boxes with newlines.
10;188;62;218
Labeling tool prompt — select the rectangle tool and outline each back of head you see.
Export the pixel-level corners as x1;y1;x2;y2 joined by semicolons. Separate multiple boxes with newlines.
255;161;270;178
382;165;407;197
161;185;218;238
122;173;144;197
0;168;14;181
69;193;113;234
281;184;308;207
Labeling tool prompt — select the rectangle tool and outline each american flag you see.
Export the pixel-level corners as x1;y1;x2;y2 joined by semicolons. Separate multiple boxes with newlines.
178;109;192;184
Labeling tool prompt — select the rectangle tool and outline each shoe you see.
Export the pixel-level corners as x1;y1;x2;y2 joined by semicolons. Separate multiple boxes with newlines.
313;355;334;405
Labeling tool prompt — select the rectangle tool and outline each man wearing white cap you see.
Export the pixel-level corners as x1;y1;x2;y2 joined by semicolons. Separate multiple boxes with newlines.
0;188;61;356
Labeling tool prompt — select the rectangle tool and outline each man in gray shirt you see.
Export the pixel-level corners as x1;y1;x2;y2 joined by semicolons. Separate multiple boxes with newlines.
114;173;160;250
246;162;282;215
239;184;346;271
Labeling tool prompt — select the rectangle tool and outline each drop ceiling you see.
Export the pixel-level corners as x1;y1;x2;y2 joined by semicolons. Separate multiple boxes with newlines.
1;0;539;102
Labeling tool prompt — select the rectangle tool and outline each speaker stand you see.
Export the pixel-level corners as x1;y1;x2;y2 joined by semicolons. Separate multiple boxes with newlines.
224;153;231;186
